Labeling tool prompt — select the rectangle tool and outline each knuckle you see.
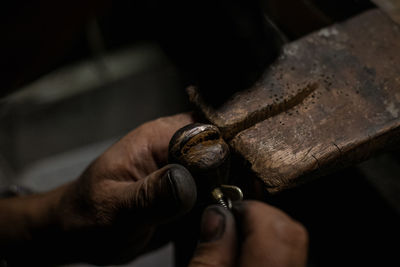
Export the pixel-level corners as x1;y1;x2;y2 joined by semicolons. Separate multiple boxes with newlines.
87;181;121;226
61;179;117;229
90;198;117;226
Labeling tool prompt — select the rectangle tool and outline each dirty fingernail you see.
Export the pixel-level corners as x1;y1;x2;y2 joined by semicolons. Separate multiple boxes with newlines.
200;206;226;242
163;164;197;214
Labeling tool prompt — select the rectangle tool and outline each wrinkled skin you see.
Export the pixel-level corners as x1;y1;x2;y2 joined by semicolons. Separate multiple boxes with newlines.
0;113;308;266
55;113;198;265
0;113;197;265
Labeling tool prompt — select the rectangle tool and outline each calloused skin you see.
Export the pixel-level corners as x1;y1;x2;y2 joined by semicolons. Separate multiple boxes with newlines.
0;113;308;266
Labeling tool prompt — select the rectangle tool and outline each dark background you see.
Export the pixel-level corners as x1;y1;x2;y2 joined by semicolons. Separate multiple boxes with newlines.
1;1;399;266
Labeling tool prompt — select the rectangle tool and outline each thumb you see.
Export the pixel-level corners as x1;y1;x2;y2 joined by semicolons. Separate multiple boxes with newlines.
116;164;197;225
189;206;237;267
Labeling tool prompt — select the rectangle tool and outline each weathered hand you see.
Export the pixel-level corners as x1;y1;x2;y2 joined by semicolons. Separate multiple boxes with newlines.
1;113;309;267
57;113;197;265
0;113;197;265
189;201;308;267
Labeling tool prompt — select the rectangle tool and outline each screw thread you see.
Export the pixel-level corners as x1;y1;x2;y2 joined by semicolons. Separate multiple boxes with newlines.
216;198;229;209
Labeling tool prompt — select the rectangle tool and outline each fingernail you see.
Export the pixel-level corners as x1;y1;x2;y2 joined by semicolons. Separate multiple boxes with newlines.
163;165;197;214
200;206;226;242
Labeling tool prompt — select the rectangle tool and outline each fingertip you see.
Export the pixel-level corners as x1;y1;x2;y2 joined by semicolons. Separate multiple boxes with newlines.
200;205;232;243
189;205;237;267
165;164;197;215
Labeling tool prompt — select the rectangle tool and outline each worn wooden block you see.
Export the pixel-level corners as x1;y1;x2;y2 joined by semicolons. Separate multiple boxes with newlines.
190;9;400;193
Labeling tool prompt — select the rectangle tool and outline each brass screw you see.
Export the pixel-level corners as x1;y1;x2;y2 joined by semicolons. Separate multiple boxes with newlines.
212;187;230;209
211;185;243;210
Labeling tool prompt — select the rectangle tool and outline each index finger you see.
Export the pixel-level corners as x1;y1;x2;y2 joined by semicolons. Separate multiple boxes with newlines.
142;112;195;166
98;112;195;179
233;200;308;267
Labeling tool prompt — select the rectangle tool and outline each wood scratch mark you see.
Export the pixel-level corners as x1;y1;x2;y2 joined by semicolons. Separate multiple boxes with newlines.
300;147;313;161
332;142;342;157
311;154;321;169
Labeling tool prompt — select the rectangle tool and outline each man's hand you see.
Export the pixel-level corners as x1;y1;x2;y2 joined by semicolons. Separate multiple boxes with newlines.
0;113;197;265
0;113;309;266
189;201;308;267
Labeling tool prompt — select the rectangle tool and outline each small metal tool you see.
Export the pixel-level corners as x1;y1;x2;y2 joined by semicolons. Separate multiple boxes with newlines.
169;123;243;209
212;185;243;209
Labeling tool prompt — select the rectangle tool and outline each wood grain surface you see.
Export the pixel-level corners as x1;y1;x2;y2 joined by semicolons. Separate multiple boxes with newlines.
190;9;400;193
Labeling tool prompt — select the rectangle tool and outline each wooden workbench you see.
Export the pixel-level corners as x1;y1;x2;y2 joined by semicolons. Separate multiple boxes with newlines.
189;9;400;194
